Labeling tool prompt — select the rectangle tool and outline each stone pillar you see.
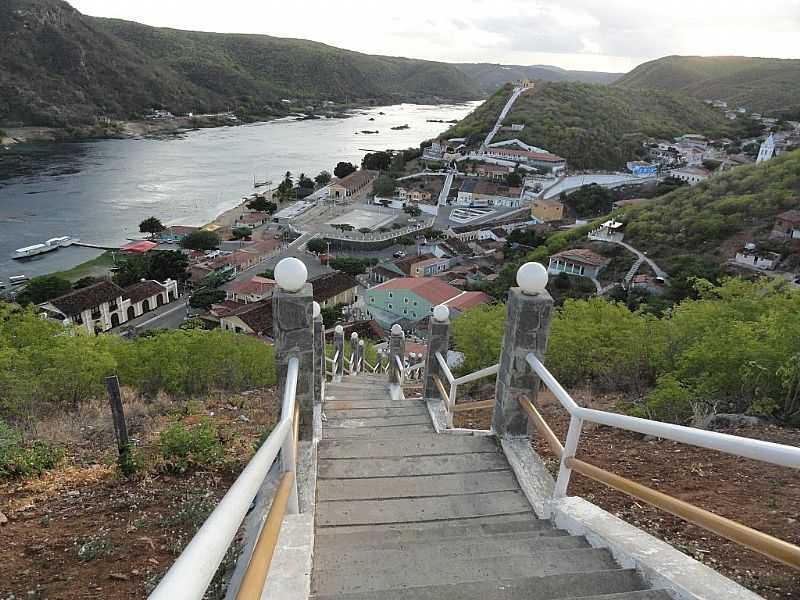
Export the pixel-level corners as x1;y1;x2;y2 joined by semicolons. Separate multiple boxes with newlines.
350;332;359;374
423;305;450;401
493;263;553;437
334;325;344;379
389;324;405;384
273;259;314;439
313;302;324;404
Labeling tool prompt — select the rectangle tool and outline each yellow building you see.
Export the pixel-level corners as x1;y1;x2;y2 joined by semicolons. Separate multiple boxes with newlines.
532;198;564;222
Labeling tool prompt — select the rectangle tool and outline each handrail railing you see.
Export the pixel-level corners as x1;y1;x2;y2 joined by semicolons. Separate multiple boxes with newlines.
434;352;498;422
394;354;405;386
149;357;301;599
524;352;800;570
326;350;339;380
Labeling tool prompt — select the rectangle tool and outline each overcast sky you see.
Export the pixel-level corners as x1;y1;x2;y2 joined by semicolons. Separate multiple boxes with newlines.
70;0;800;73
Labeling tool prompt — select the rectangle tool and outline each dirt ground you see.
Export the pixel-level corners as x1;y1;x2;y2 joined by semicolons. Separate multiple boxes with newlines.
455;389;800;600
0;388;278;600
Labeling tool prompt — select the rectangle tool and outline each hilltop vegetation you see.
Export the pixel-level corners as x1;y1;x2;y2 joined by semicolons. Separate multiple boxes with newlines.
446;82;733;169
621;149;800;259
615;55;800;116
0;0;478;127
453;63;621;94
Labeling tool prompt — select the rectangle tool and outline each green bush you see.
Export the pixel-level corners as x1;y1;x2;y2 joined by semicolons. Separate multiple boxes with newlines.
0;420;63;478
159;419;224;472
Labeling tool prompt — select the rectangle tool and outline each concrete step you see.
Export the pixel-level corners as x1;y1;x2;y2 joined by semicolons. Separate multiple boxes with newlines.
325;399;420;410
316;490;532;526
319;434;498;459
318;452;509;478
324;415;433;428
563;592;674;600
324;406;429;418
317;470;520;501
323;424;433;439
310;569;649;600
314;515;548;541
312;548;623;595
314;534;591;570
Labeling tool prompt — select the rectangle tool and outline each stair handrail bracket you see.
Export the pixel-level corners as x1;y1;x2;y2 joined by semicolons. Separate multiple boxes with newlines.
524;350;800;569
149;356;301;600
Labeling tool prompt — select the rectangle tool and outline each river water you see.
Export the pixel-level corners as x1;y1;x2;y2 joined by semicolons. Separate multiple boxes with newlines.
0;102;478;280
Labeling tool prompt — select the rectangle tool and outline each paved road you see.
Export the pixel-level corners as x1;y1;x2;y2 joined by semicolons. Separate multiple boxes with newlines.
124;298;189;332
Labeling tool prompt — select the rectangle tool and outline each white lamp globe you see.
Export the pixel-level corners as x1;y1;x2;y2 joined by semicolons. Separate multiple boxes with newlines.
312;301;321;319
432;304;449;323
351;332;358;340
334;325;344;335
391;324;403;335
358;340;364;347
517;262;548;295
274;257;308;292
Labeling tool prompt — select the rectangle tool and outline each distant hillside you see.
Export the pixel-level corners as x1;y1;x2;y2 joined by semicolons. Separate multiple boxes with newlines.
621;148;800;261
453;63;621;94
0;0;479;127
446;81;733;170
615;56;800;116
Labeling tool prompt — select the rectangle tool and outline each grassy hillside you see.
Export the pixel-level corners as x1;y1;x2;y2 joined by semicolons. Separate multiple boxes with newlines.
621;149;800;259
446;82;733;169
0;0;479;127
454;63;621;94
615;56;800;116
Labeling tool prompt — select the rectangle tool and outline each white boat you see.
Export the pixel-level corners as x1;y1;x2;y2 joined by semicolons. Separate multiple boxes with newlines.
9;275;29;285
13;235;78;259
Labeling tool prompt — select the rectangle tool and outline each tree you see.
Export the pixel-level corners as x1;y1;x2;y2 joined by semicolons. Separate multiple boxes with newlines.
362;151;392;171
139;216;165;238
334;162;357;178
180;230;221;251
403;205;422;217
298;173;314;189
306;238;327;254
320;303;345;327
247;197;278;214
563;184;616;218
113;251;189;287
189;288;226;309
231;227;252;240
329;256;369;275
373;174;396;197
505;170;523;187
16;275;73;305
73;276;99;289
315;171;332;187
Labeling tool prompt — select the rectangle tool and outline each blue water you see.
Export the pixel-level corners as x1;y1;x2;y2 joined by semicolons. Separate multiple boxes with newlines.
0;102;478;279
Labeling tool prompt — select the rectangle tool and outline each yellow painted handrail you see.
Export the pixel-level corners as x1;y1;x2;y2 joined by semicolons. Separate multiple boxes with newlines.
519;397;563;458
235;472;296;600
452;399;495;412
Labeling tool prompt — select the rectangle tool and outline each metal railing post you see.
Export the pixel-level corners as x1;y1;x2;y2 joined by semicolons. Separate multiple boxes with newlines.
553;415;583;498
493;263;553;437
350;332;359;374
358;339;365;374
334;325;344;381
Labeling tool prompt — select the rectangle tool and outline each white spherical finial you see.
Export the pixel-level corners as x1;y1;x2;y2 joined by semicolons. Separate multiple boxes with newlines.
517;262;548;295
351;332;358;340
312;301;321;319
334;325;344;334
432;304;449;323
274;257;307;292
391;324;403;336
358;340;364;347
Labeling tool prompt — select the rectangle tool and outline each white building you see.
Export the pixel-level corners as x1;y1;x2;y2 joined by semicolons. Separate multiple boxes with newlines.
735;244;781;270
588;220;625;243
756;133;776;163
670;166;711;185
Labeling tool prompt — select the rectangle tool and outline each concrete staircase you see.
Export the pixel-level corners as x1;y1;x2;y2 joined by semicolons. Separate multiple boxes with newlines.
311;376;671;599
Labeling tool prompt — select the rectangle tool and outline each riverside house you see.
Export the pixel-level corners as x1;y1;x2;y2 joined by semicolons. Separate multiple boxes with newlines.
38;279;179;334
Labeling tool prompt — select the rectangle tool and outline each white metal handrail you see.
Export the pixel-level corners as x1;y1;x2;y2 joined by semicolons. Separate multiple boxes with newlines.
525;352;800;476
394;354;405;386
435;351;499;423
150;357;300;600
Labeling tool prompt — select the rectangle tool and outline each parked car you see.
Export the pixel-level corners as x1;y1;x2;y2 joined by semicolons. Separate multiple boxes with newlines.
393;251;406;258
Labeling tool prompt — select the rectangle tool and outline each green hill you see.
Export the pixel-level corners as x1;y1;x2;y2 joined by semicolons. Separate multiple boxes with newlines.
0;0;479;127
453;63;621;94
446;81;733;170
615;55;800;116
621;148;800;260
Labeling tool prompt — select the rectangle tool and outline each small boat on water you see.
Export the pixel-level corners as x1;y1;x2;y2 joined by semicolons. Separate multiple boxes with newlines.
9;275;29;285
13;235;78;259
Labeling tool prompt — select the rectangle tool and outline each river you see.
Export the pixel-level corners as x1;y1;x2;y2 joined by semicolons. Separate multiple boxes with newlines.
0;102;479;280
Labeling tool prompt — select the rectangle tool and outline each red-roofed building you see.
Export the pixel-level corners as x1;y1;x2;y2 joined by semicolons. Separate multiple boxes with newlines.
208;250;261;274
121;240;158;254
364;277;490;329
226;276;277;303
548;248;610;279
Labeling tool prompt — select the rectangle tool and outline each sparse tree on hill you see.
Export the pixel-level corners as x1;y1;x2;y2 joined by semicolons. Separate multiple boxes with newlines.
247;197;278;214
306;238;327;254
180;230;221;251
373;174;396;198
231;227;251;240
16;275;72;305
139;216;165;238
362;151;392;171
